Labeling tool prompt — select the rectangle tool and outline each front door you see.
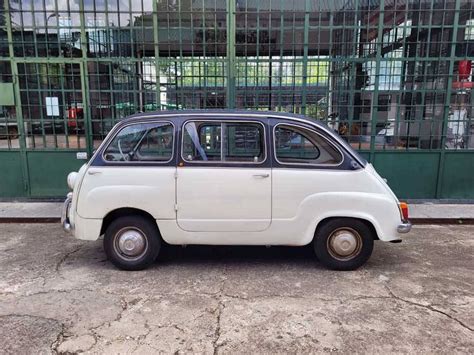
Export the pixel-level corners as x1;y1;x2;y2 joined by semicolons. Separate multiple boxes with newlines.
176;119;271;232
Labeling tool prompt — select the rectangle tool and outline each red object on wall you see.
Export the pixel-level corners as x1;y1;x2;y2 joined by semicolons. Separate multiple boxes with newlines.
458;60;472;81
67;107;83;127
68;108;77;119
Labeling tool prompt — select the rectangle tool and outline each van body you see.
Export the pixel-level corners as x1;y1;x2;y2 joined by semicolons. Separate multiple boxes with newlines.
62;110;411;270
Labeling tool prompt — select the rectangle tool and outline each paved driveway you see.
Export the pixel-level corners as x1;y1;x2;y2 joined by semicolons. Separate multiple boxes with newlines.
0;224;472;353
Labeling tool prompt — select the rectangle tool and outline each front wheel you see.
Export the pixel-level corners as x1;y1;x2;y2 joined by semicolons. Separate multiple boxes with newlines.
104;215;161;271
314;218;374;271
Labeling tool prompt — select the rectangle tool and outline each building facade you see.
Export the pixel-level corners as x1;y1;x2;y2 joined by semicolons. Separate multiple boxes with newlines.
0;0;473;198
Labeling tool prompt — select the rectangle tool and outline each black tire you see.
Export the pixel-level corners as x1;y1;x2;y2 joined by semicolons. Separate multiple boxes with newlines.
314;218;374;271
104;215;161;271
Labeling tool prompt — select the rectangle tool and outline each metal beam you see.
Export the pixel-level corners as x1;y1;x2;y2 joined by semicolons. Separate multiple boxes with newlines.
226;0;236;108
435;0;462;198
4;0;30;194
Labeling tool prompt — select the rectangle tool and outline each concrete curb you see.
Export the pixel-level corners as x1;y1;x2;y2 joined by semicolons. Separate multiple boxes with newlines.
0;217;61;223
410;218;474;225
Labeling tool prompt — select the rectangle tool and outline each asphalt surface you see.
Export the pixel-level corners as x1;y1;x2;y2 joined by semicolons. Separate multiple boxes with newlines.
0;224;472;354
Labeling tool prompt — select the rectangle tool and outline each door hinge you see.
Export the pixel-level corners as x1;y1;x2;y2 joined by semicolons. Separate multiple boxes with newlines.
174;204;178;211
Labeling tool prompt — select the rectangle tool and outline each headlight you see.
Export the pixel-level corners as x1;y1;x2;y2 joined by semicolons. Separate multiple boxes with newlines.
67;172;78;190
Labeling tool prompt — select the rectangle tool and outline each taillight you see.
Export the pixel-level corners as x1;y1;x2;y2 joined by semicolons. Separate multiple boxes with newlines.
399;202;409;221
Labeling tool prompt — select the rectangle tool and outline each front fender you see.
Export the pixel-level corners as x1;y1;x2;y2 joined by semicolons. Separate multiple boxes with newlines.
77;185;175;220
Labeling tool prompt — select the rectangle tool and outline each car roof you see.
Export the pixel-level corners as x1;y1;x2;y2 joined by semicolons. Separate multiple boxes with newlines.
121;109;327;129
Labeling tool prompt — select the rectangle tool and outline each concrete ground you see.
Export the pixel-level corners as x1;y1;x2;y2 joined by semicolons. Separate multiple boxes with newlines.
0;224;472;354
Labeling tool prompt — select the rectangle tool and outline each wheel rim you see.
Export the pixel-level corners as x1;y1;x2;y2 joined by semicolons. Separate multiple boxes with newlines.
327;227;363;261
113;227;148;261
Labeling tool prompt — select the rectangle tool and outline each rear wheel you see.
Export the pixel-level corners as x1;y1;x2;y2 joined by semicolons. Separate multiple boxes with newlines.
314;218;374;271
104;215;161;271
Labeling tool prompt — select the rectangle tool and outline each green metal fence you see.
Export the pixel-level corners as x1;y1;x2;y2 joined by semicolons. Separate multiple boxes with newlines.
0;0;473;198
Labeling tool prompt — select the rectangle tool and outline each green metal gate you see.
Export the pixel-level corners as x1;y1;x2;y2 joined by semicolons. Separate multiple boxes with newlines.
0;0;473;198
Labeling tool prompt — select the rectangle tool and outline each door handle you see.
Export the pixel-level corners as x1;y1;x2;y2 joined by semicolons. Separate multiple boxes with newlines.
252;173;270;178
88;170;102;175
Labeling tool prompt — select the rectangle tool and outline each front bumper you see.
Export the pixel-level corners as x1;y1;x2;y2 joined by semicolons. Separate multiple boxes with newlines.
61;192;74;233
397;221;412;234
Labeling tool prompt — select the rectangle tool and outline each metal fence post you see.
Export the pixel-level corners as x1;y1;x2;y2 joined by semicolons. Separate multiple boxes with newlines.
153;0;161;109
301;0;310;116
5;0;30;195
369;0;386;162
226;0;236;108
79;0;93;156
435;0;461;198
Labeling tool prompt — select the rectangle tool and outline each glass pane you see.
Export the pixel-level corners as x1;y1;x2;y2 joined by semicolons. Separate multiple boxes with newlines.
275;125;342;165
223;123;265;162
104;122;174;162
182;121;221;161
275;126;320;160
136;124;174;161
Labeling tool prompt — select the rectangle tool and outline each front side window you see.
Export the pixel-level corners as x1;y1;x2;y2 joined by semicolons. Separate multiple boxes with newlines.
182;121;265;163
104;122;174;162
274;124;342;165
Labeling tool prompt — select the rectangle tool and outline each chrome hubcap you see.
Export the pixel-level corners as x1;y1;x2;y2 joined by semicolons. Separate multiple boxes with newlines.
114;228;147;260
327;228;362;260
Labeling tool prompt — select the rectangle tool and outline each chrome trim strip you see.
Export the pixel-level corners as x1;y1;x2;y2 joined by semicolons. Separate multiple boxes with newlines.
272;122;345;168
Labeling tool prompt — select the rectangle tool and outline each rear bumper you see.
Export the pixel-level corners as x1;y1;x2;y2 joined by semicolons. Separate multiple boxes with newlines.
61;192;74;233
397;221;412;234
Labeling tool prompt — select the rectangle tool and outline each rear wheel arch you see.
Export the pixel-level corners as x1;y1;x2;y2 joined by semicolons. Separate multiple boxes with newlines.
314;216;379;241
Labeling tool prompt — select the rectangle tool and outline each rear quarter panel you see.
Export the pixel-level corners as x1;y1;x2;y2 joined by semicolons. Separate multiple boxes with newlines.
272;168;402;243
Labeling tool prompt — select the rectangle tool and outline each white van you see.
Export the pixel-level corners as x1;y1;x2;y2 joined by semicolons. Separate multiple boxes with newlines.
62;110;411;271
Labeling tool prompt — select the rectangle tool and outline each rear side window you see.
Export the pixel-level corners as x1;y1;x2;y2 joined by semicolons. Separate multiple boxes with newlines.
274;124;342;165
182;121;266;163
104;122;174;162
